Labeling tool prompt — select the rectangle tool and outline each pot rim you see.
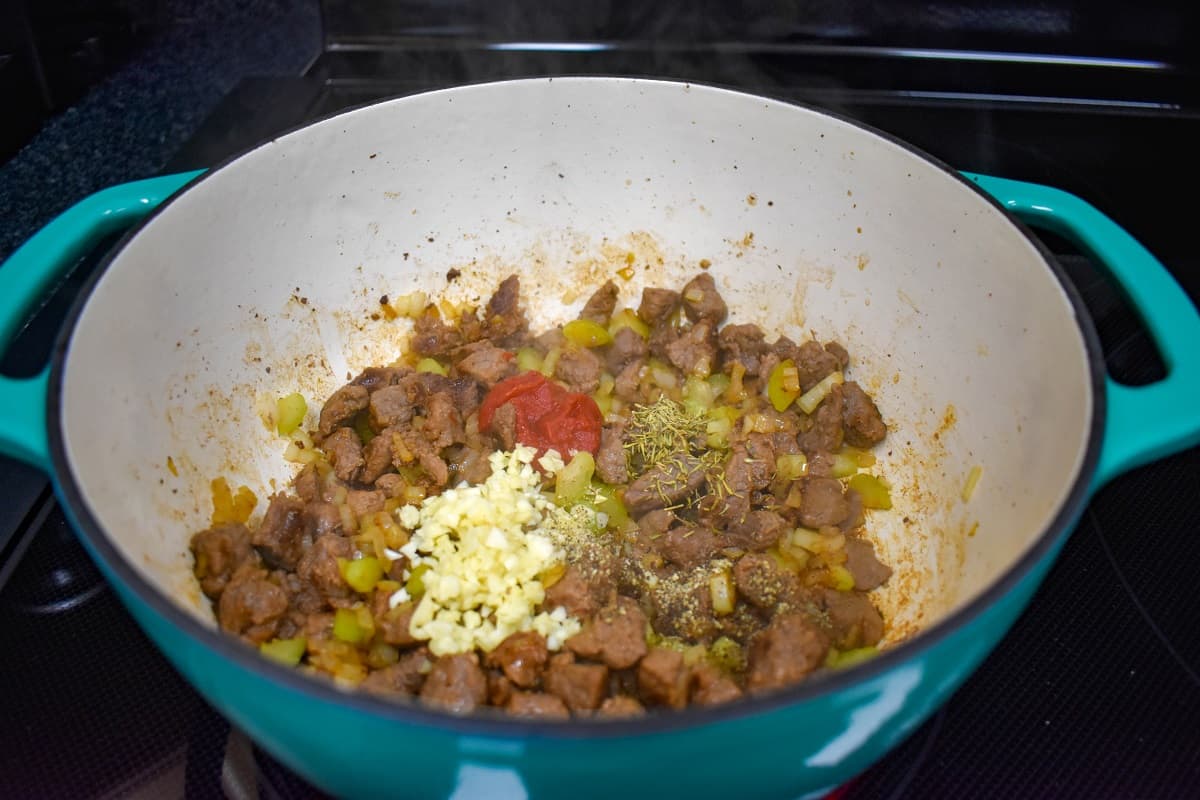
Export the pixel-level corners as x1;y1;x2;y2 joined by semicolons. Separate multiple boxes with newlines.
45;76;1106;740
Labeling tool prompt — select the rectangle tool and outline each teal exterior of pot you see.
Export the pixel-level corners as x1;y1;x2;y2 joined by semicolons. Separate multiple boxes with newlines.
2;159;1199;797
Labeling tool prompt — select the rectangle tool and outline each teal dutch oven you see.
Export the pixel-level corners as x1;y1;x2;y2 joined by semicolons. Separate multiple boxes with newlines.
1;78;1198;799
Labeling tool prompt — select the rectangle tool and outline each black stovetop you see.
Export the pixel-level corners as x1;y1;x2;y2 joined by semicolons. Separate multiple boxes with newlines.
2;39;1199;800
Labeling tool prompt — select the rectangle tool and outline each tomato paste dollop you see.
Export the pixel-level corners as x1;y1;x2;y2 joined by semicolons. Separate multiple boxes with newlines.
478;371;603;457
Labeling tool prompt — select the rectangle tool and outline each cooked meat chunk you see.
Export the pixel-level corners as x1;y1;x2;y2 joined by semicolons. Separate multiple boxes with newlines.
606;326;648;374
727;510;789;552
374;472;405;497
359;432;394;483
843;537;893;591
318;384;369;436
656;525;720;569
623;454;707;516
422;391;464;450
456;341;516;387
507;692;570;719
323;427;365;482
554;346;603;394
350;365;406;393
746;612;830;692
485;631;549;689
361;647;431;696
595;423;629;485
637;508;675;538
798;384;844;454
718;323;768;376
253;495;310;571
820;588;885;649
292;464;320;503
218;565;288;639
681;273;728;325
841;381;887;447
691;663;743;706
566;597;648;669
613;359;644;402
303;502;342;539
390;428;450;487
483;275;529;346
374;601;419;648
345;489;385;519
368;385;414;431
793;340;841;392
597;696;645;718
543;567;600;618
296;534;352;597
665;321;716;376
545;657;609;711
419;653;488;714
734;553;804;610
824;341;850;369
637;648;690;709
647;320;680;362
412;310;464;356
489;402;518;451
700;444;770;525
580;280;619;324
637;288;680;326
191;523;257;599
799;477;850;528
449;377;484;418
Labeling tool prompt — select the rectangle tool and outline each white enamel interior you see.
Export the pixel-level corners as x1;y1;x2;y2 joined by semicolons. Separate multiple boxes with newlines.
60;78;1092;645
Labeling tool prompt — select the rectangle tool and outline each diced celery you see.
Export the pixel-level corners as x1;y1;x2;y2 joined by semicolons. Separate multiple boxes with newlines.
352;410;375;444
848;473;893;509
827;564;855;592
682;375;715;415
516;347;543;372
826;646;879;670
405;564;430;596
709;636;746;674
830;451;859;478
540;346;562;377
607;308;650;339
705;406;738;449
775;453;808;481
333;607;367;644
563;319;613;348
591;483;630;530
767;359;801;412
275;392;307;436
555;451;595;506
366;641;400;669
797;370;844;414
416;357;448;376
338;556;384;594
260;637;307;666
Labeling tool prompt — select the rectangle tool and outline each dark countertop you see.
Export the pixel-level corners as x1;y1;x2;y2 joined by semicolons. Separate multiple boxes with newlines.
0;0;321;264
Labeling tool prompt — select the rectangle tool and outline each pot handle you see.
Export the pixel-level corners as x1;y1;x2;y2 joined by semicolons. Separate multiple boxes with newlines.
0;170;204;472
967;172;1200;487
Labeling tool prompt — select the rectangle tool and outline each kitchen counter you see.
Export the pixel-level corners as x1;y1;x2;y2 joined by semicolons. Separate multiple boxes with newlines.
0;0;320;263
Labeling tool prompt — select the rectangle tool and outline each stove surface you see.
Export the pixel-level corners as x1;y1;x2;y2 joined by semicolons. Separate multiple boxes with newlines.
2;38;1199;799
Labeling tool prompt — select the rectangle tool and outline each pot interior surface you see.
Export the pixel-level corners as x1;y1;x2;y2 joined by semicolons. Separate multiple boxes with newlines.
58;78;1092;655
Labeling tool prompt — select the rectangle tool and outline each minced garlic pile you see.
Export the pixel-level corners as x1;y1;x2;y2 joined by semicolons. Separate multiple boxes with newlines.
389;446;582;656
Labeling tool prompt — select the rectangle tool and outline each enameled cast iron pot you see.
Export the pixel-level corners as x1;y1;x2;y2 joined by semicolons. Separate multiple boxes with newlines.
2;78;1199;799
